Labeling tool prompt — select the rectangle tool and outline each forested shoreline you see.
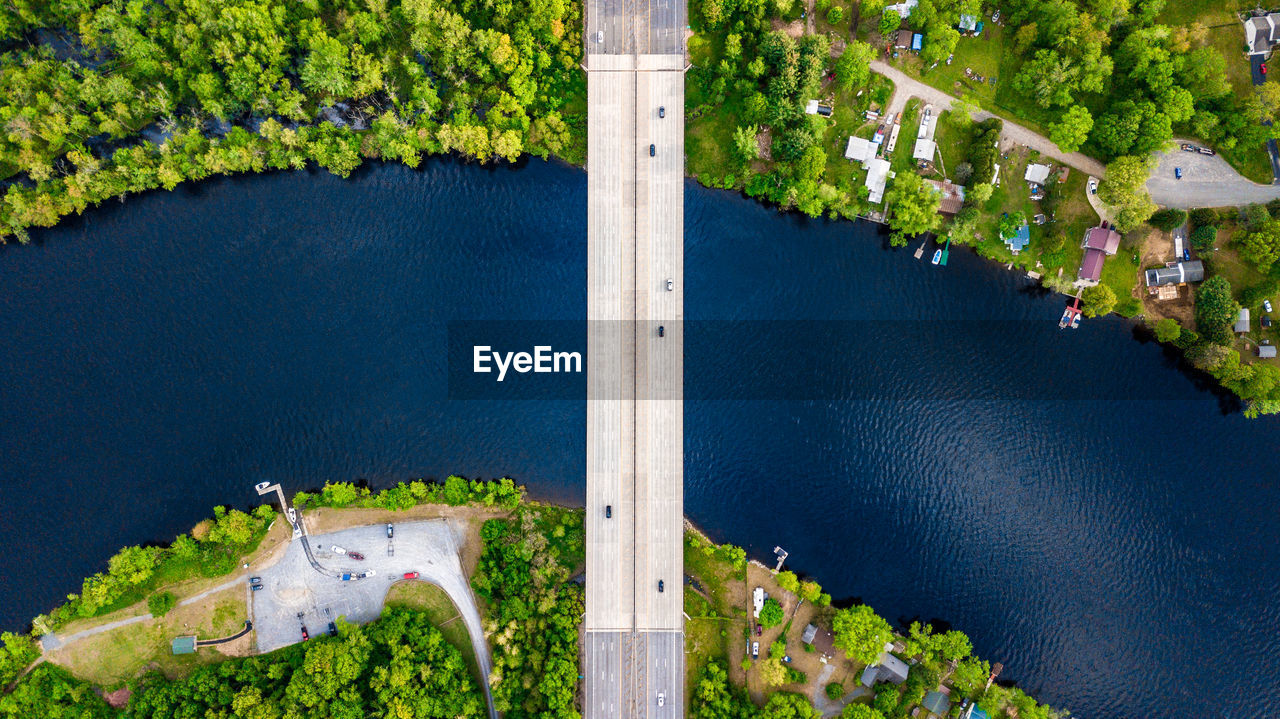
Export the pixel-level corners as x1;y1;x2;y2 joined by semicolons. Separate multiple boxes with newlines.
0;0;586;242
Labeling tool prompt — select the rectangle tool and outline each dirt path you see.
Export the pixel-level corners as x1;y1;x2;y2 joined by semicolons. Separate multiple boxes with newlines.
871;60;1107;177
805;0;815;34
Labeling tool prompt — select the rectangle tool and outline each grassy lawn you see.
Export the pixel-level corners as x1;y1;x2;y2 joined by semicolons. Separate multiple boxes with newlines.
48;588;247;687
385;580;481;685
683;531;749;697
917;25;1004;107
892;98;921;172
932;110;966;179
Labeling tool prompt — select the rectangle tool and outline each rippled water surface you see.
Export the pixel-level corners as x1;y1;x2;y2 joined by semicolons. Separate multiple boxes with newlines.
1;159;1278;717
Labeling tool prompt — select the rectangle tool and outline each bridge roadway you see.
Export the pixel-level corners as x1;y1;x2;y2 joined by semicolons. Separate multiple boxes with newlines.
583;0;686;715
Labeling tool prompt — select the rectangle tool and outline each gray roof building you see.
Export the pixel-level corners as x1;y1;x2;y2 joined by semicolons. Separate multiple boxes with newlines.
1145;260;1204;287
1246;13;1280;55
802;623;818;644
1259;344;1277;358
922;690;951;715
1235;308;1251;334
859;651;909;687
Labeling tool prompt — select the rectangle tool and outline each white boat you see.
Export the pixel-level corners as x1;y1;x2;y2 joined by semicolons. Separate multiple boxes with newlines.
931;249;942;265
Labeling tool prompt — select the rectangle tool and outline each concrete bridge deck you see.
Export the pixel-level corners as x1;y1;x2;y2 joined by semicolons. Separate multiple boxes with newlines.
583;0;686;715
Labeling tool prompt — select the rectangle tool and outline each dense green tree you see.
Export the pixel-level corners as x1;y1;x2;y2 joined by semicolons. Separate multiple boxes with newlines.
879;10;901;36
1082;284;1117;318
1147;208;1187;232
1191;224;1217;250
1195;276;1239;345
1049;105;1093;153
759;597;785;628
885;171;940;246
834;41;874;91
1154;318;1182;343
831;605;893;665
1240;219;1280;273
1098;156;1156;232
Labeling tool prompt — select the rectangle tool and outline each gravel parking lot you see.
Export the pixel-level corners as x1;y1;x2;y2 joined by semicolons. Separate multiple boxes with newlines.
1147;142;1280;208
249;519;496;718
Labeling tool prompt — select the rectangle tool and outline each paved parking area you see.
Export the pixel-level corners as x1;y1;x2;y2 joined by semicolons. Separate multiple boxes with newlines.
1147;141;1280;208
249;519;496;719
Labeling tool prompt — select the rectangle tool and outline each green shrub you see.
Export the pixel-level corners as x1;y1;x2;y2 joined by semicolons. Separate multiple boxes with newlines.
825;682;845;700
1191;224;1217;249
1147;208;1186;232
827;6;845;25
147;591;177;617
759;598;785;628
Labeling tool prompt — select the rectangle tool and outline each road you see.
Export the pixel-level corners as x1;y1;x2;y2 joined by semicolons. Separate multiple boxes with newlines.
584;0;686;716
870;60;1107;177
1145;140;1280;208
251;520;497;719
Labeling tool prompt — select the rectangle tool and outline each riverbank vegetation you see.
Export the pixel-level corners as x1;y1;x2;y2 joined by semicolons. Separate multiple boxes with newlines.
0;0;586;242
293;476;523;512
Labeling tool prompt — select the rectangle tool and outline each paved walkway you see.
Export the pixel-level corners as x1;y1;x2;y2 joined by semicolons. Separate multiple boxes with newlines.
39;577;243;651
872;60;1106;177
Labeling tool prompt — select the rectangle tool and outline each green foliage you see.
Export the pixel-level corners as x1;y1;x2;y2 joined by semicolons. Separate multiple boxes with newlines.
471;506;583;718
296;477;523;512
127;607;484;718
1191;224;1217;250
759;597;785;628
1240;219;1280;273
690;661;754;719
147;591;176;618
840;704;885;719
1195;276;1240;345
879;10;902;37
1098;156;1156;232
0;632;39;687
1154;318;1182;344
1148;209;1187;233
1048;105;1093;153
834;41;875;91
0;664;114;718
831;605;893;665
776;571;800;593
826;6;844;25
825;682;845;700
1081;284;1118;318
885;172;940;246
760;691;821;719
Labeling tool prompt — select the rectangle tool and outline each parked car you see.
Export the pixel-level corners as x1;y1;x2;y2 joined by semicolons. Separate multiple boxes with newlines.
751;641;760;658
1263;62;1269;75
991;9;1000;22
1180;143;1195;152
1264;299;1273;313
327;622;338;637
605;504;612;518
658;106;665;118
286;508;297;524
783;655;792;663
1263;315;1273;328
347;551;365;561
254;481;272;492
387;523;394;538
404;571;420;579
331;545;346;555
649;144;655;157
1088;179;1098;194
1174;167;1182;179
755;624;762;636
1197;146;1216;156
251;584;264;591
301;626;310;641
249;576;262;584
358;570;376;578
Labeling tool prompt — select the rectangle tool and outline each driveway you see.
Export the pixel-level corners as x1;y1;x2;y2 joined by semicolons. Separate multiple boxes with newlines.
251;520;497;719
1146;140;1280;208
871;60;1107;177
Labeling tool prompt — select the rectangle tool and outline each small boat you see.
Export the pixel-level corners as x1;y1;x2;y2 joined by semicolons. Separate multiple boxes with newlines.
931;249;942;265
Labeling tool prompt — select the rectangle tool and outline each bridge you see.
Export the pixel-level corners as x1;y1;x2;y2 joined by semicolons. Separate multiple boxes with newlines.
583;0;687;715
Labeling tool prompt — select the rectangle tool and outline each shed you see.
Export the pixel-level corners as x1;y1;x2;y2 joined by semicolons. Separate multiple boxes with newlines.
802;623;818;644
1024;163;1051;185
1083;226;1121;255
845;136;878;163
1078;247;1106;283
1235;308;1251;333
922;691;950;715
1259;344;1277;358
171;636;197;655
911;33;923;51
895;29;914;48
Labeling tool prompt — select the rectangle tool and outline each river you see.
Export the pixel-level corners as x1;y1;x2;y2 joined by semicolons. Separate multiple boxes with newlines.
0;158;1277;717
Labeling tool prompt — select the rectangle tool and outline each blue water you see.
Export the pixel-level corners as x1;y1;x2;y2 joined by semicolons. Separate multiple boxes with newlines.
1;158;1277;717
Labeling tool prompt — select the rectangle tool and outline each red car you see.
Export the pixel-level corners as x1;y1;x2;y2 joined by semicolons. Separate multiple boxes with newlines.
301;626;310;641
1263;63;1269;75
347;551;365;561
404;571;420;579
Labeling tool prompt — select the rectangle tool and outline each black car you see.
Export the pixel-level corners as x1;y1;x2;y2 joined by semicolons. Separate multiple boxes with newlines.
249;576;261;584
1263;315;1273;328
649;144;655;157
327;622;338;637
658;106;665;118
606;505;612;518
251;584;263;591
658;580;664;592
658;325;665;337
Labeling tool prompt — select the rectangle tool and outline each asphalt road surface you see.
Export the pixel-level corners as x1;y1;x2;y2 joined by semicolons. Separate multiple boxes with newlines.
584;0;686;715
1146;141;1280;209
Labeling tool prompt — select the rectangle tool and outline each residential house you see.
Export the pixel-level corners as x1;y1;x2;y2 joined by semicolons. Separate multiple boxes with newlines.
895;29;913;49
1024;162;1051;186
1003;223;1030;255
844;136;877;163
1259;344;1277;358
926;179;966;215
859;652;909;687
865;158;893;203
1078;248;1106;285
1083;225;1121;255
922;690;951;716
1144;260;1204;288
1235;308;1251;334
1245;13;1280;55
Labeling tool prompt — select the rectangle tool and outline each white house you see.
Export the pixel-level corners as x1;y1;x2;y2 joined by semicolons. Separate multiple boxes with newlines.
844;136;877;163
885;0;918;19
1024;163;1051;185
1245;13;1280;55
865;157;893;204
